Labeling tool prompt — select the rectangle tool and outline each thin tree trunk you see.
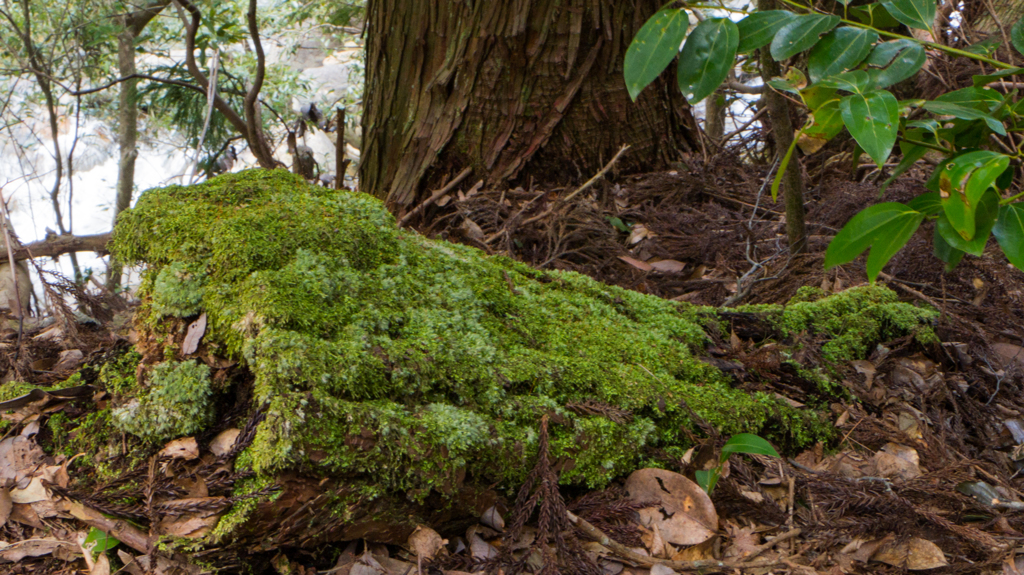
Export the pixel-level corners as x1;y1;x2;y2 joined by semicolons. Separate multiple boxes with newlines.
108;1;172;290
757;0;807;254
705;89;727;144
361;0;701;209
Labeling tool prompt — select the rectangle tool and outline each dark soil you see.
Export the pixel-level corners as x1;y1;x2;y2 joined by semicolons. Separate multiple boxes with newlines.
3;153;1024;574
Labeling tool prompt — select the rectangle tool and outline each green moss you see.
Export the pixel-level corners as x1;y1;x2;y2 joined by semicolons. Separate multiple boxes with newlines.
0;373;83;403
48;408;126;478
98;350;142;397
106;170;932;528
737;285;938;364
112;360;213;443
152;261;205;318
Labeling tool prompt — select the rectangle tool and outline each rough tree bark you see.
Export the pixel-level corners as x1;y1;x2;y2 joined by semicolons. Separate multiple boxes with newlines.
361;0;702;210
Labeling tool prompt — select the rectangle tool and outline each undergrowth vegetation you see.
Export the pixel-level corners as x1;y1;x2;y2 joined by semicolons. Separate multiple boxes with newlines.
100;170;939;533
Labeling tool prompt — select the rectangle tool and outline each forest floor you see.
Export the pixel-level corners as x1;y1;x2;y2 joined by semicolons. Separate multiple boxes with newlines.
3;151;1024;574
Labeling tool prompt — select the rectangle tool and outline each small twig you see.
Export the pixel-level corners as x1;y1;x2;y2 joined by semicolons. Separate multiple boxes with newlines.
746;528;802;561
561;144;630;205
567;511;784;573
484;190;549;245
189;47;220;184
398;167;472;227
721;108;767;143
520;145;630;227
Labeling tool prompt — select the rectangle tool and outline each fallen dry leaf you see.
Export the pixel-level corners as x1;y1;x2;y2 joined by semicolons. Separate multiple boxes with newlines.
723;523;760;558
873;443;922;481
182;313;207;355
671;536;715;562
618;256;653;272
10;502;44;528
0;489;10;528
468;530;498;561
624;468;718;546
649;259;686;273
116;549;202;575
480;505;504;531
627;224;652;245
650;564;678;575
91;553;111;575
350;551;388;575
209;428;241;457
10;476;49;504
872;537;947;570
159;437;200;460
54;349;84;372
408;525;446;560
460;218;485;242
0;538;73;562
0;435;46;483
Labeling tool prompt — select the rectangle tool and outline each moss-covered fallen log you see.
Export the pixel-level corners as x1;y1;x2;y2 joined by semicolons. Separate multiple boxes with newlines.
99;170;936;544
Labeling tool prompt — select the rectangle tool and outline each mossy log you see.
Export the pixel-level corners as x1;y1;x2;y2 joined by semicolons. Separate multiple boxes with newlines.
103;170;936;546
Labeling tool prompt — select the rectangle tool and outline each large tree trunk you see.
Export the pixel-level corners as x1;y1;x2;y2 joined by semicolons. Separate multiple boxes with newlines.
361;0;702;209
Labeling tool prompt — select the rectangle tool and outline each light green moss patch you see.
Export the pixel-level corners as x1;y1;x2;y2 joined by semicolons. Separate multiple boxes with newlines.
112;360;213;443
737;285;939;364
107;170;934;520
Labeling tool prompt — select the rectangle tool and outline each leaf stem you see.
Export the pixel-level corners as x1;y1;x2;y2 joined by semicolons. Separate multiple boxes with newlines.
1002;190;1024;204
900;137;948;153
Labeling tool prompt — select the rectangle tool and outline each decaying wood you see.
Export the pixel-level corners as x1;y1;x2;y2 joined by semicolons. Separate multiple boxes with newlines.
0;233;110;264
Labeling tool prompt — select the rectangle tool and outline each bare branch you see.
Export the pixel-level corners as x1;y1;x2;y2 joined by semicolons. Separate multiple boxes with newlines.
0;233;111;264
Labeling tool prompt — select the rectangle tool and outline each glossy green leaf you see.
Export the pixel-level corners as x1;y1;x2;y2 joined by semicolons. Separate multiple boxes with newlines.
624;9;690;101
880;0;935;31
972;67;1024;87
866;42;926;89
906;118;941;136
840;90;899;167
808;27;878;83
850;3;903;28
940;151;1010;240
1014;17;1024;56
816;70;872;93
803;98;845;142
771;14;840;61
695;468;719;493
771;129;802;201
801;85;838;110
825;202;925;282
907;192;942;215
936;190;999;256
994;203;1024;270
678;19;740;103
721;433;781;459
83;527;121;558
865;39;916;67
608;216;630;232
934;225;965;271
935;87;1002;108
737;11;798;53
923;101;1006;135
